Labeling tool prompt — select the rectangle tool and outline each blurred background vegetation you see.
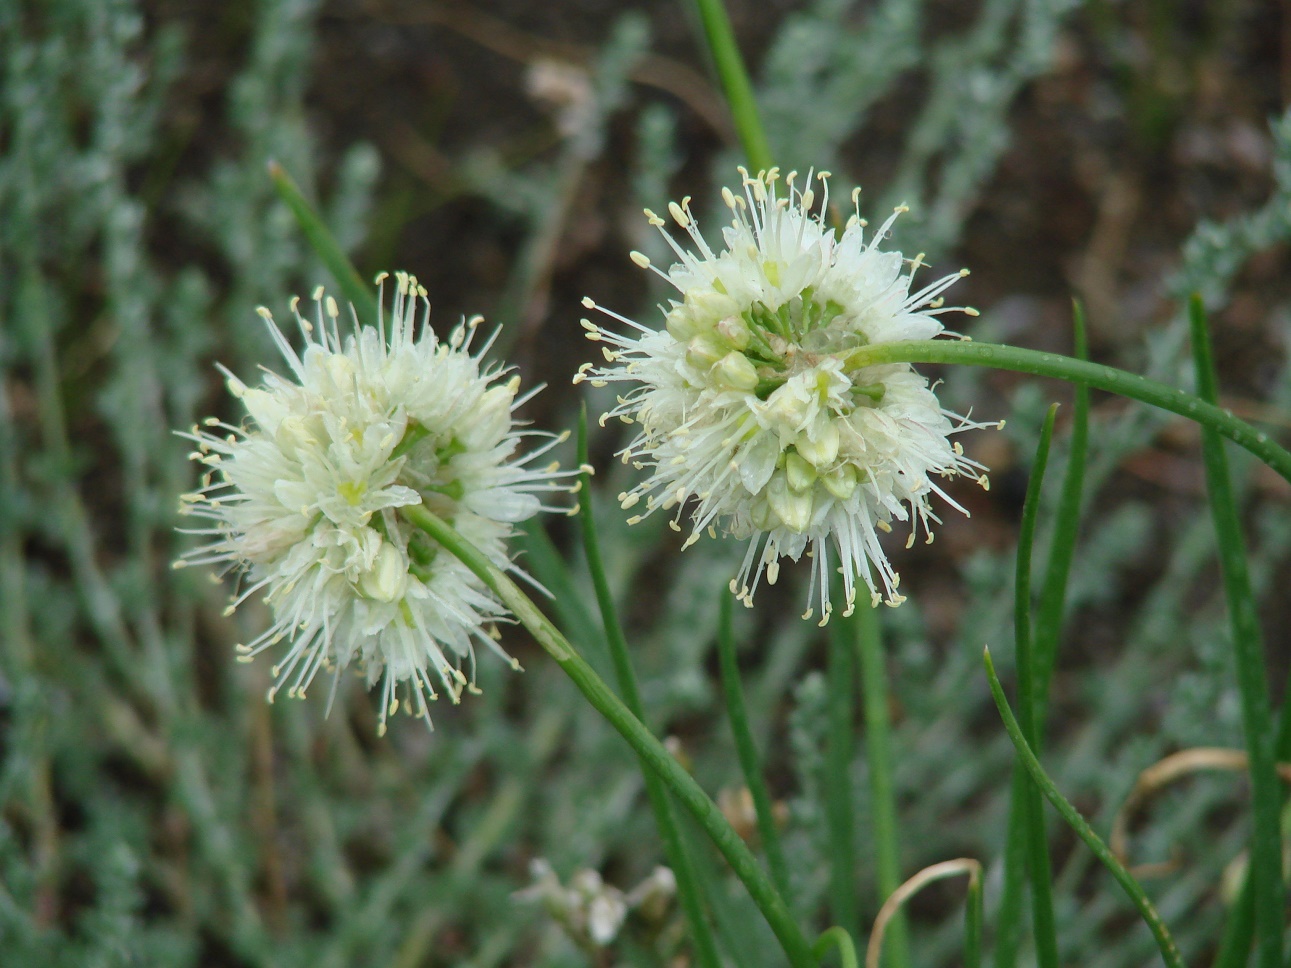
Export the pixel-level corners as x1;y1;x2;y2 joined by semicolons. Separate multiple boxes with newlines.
1;0;1289;965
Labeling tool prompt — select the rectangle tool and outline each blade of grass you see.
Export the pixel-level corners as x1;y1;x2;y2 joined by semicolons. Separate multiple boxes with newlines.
854;600;909;968
1014;404;1061;968
716;592;792;898
982;648;1185;968
401;502;817;968
995;310;1088;968
690;0;773;172
268;160;377;323
1033;302;1090;730
826;608;858;941
1187;295;1284;968
575;411;722;968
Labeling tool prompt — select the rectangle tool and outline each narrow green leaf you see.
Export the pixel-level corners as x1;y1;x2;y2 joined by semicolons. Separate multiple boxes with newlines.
854;600;909;968
268;160;378;323
1033;302;1090;734
826;610;858;940
964;864;983;968
717;592;792;898
574;409;723;968
982;648;1185;968
690;0;774;171
1014;404;1061;968
996;307;1089;968
1187;295;1284;968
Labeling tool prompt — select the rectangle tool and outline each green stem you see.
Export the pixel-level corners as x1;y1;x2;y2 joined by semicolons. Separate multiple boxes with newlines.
982;648;1185;968
690;0;774;171
825;611;858;939
575;416;722;968
1014;405;1060;968
842;340;1291;486
716;592;792;898
268;160;378;323
399;504;816;968
992;798;1027;968
854;601;909;968
813;926;860;968
964;864;984;968
1187;296;1284;968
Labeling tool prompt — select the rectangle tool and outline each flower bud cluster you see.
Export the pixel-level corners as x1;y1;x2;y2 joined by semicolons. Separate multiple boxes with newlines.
580;169;997;622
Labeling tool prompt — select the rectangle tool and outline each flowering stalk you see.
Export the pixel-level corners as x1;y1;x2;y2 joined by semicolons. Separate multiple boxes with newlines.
576;413;723;968
399;503;818;968
842;339;1291;485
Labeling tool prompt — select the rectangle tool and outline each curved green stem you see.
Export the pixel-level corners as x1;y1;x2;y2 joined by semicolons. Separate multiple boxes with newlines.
576;414;722;968
814;926;860;968
843;341;1291;485
982;648;1185;968
400;504;816;968
691;0;774;171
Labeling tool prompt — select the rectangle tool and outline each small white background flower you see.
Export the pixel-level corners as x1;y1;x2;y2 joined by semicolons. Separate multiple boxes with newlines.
579;169;997;622
178;273;570;732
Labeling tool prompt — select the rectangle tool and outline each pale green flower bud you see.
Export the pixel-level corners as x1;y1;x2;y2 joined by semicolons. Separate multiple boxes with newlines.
685;332;728;370
712;351;759;391
796;418;840;467
821;463;860;500
768;473;813;532
716;314;751;350
665;307;704;342
359;542;409;603
785;450;817;491
760;381;813;433
685;287;740;323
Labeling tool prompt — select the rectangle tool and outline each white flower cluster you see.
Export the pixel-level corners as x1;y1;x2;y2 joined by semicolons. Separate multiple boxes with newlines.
177;273;570;733
579;168;996;623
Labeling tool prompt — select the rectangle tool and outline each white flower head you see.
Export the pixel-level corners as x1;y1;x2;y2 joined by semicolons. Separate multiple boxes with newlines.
177;272;572;733
579;168;998;624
